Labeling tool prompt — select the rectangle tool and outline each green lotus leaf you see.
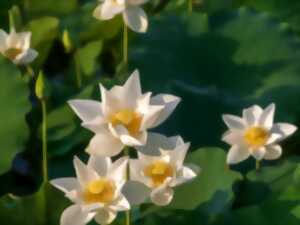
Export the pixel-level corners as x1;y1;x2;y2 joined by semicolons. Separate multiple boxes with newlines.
237;0;300;34
75;40;103;77
26;17;60;68
24;0;78;17
0;184;69;225
169;148;242;210
0;57;30;174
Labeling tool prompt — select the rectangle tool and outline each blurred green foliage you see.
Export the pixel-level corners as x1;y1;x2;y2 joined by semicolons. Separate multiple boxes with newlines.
0;0;300;225
0;58;30;174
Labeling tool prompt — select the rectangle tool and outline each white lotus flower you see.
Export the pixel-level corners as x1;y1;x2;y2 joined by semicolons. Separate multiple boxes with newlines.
69;70;181;157
51;156;130;225
222;103;297;165
125;133;198;206
0;29;38;65
93;0;149;33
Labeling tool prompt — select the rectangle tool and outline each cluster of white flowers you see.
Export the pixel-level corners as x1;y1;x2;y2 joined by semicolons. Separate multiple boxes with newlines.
51;71;199;225
49;2;298;225
52;68;298;225
2;2;297;225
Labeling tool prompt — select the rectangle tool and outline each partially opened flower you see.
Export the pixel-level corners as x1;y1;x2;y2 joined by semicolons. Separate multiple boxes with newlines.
93;0;149;33
125;133;198;206
51;156;130;225
222;103;297;165
0;29;38;65
69;70;181;157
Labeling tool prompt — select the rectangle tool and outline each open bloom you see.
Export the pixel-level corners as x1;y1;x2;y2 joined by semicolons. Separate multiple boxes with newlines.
93;0;149;33
0;29;38;65
69;70;181;157
126;133;198;206
51;156;130;225
222;103;297;165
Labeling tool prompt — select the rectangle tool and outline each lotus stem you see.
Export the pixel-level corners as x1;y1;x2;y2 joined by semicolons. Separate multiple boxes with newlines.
41;100;48;182
8;9;15;32
123;23;128;66
255;160;260;171
124;147;131;225
75;55;82;89
188;0;193;13
225;163;229;171
26;65;35;77
126;206;131;225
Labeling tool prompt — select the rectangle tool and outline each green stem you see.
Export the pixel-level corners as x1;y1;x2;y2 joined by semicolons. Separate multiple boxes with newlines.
75;55;82;89
26;65;34;77
8;9;15;32
255;160;260;171
36;183;47;225
124;147;130;225
188;0;193;13
126;209;130;225
41;100;48;182
225;163;229;171
123;23;128;66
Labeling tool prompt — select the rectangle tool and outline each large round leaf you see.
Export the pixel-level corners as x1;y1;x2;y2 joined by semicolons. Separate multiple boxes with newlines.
0;184;69;225
247;157;300;195
0;57;30;174
47;84;95;157
26;17;60;69
75;40;103;77
24;0;78;17
168;148;242;210
62;3;123;43
237;0;300;34
215;157;300;225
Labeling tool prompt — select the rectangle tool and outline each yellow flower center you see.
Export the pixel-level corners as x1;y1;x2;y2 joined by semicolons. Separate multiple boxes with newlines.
244;127;269;148
110;109;142;136
83;179;116;204
111;0;122;6
4;48;22;60
144;160;174;187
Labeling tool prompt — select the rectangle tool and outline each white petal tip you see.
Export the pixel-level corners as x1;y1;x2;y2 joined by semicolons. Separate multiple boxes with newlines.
73;156;83;166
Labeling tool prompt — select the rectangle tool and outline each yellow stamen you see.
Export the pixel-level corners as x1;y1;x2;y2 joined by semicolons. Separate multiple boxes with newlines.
4;48;22;60
144;160;174;187
83;179;115;204
244;127;269;148
113;109;135;125
110;109;142;136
